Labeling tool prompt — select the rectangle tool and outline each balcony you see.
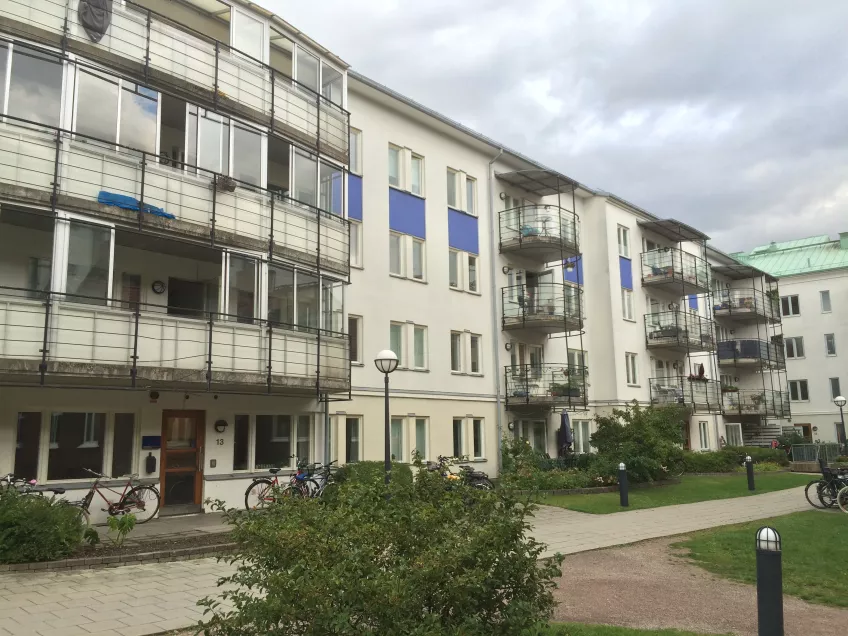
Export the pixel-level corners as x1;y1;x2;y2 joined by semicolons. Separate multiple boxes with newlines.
713;289;780;324
1;0;349;163
0;287;349;395
0;117;350;277
502;283;584;334
641;247;711;295
645;311;714;354
650;377;722;412
504;364;588;410
717;339;785;370
723;390;790;419
498;205;580;263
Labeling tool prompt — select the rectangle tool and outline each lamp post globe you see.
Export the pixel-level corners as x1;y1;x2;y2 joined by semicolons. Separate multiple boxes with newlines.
834;395;847;408
375;350;399;486
375;349;399;375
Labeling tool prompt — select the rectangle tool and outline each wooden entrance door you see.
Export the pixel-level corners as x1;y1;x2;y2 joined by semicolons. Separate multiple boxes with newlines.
160;411;205;509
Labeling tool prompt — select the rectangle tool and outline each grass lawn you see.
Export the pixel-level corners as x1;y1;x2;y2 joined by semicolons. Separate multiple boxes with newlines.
539;473;811;514
673;510;848;608
539;624;721;635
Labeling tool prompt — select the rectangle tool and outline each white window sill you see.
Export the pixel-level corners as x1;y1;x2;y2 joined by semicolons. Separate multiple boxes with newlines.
350;264;364;270
389;272;406;279
623;318;637;323
449;285;462;292
411;277;428;285
351;362;364;367
787;357;805;360
411;367;430;373
790;400;810;403
627;384;641;388
451;370;464;375
389;184;426;200
827;354;837;357
469;372;484;377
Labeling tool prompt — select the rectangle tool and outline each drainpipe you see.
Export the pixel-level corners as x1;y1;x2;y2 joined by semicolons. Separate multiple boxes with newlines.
488;148;504;474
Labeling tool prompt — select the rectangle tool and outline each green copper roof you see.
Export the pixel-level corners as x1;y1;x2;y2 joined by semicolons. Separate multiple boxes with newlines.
731;233;848;277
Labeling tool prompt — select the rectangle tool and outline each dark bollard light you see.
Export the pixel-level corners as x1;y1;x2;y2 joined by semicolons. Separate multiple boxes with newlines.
756;526;784;636
746;455;755;491
618;462;629;507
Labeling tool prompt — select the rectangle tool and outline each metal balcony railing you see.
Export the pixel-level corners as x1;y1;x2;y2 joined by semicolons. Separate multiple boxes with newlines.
504;364;588;409
717;339;785;369
0;286;349;395
498;205;580;261
649;376;722;412
713;289;780;323
501;283;584;333
641;247;711;294
0;116;349;276
645;310;715;352
723;389;790;419
1;0;349;163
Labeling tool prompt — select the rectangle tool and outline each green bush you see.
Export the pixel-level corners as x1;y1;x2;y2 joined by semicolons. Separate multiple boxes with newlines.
499;437;611;491
751;461;784;473
682;450;738;473
200;461;563;635
332;460;413;486
725;446;789;466
0;489;84;564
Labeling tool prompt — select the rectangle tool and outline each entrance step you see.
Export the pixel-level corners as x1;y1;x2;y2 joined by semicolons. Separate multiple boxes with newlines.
159;503;203;517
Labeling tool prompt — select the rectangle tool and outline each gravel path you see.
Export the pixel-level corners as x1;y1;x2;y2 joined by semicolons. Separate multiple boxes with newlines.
551;536;848;635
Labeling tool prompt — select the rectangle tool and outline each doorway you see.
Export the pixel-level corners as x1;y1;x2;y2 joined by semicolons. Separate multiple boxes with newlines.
795;423;813;443
160;411;205;514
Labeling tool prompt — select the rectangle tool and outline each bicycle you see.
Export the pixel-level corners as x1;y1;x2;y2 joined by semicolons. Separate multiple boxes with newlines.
426;456;493;490
70;468;160;524
804;459;848;509
244;460;339;509
838;484;848;514
299;460;339;499
1;474;67;498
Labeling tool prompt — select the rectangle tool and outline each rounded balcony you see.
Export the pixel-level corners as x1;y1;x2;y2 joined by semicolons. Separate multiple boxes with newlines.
499;204;580;263
501;283;584;334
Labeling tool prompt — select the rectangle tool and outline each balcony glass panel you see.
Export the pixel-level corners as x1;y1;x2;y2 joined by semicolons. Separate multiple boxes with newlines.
499;205;579;257
645;310;714;351
717;339;785;368
641;247;710;291
713;288;780;323
505;364;588;406
502;283;584;331
723;389;790;418
650;376;722;410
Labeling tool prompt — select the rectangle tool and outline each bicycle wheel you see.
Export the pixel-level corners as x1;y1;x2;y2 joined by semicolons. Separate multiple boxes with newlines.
838;486;848;514
120;486;160;523
279;484;305;499
245;479;275;510
805;479;826;509
473;479;494;491
818;482;839;509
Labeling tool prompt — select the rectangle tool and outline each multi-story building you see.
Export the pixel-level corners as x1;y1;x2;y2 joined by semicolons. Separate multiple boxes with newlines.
733;233;848;448
0;0;792;519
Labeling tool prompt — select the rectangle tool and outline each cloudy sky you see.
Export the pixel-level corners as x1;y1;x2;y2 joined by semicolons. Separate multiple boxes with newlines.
262;0;848;252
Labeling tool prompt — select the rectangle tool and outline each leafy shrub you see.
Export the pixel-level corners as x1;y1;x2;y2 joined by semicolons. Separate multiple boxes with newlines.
837;456;848;463
332;460;413;486
106;513;136;547
751;461;784;473
682;450;738;473
0;489;84;564
200;461;563;635
725;446;789;466
499;437;610;491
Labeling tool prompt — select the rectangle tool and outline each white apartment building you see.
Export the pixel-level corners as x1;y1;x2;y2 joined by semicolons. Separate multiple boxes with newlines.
734;233;848;448
0;0;793;519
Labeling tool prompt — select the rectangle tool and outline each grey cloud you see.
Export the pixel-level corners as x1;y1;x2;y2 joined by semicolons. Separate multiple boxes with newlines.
262;0;848;250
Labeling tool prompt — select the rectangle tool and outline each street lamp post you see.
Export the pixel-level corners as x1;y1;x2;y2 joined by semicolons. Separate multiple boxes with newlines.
835;395;846;451
375;350;399;484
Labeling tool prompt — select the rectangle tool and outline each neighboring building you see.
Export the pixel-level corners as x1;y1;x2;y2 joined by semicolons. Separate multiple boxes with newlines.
0;0;792;519
733;233;848;447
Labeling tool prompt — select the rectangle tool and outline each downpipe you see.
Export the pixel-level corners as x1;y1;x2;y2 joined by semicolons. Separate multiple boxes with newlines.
488;148;504;474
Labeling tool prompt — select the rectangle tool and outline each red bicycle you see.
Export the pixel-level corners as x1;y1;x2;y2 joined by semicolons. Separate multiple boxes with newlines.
71;468;160;524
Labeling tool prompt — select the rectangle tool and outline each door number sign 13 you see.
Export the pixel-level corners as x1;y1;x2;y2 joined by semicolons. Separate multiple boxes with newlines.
216;439;225;445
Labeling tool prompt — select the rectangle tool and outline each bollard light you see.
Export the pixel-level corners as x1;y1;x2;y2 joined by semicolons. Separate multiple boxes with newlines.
756;527;781;553
746;455;753;463
619;462;626;471
755;526;784;636
618;462;629;507
746;455;756;491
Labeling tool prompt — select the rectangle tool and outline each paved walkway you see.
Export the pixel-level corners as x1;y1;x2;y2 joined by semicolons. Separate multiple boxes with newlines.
0;486;811;636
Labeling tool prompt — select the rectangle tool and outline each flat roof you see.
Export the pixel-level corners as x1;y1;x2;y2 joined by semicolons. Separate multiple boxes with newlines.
495;169;578;197
638;218;710;243
711;263;776;283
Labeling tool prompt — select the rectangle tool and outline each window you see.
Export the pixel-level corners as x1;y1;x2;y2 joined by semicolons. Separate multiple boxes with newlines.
350;221;362;268
643;238;659;253
349;129;362;174
345;417;360;463
617;225;630;258
120;273;141;311
452;418;464;457
413;325;427;369
414;418;428;460
348;315;362;364
228;254;257;323
449;251;459;288
256;415;290;468
412;239;425;280
389;233;403;275
390;322;404;366
321;62;344;106
319;161;344;215
232;8;265;62
292;149;318;207
625;353;638;385
825;333;837;356
725;423;743;447
14;413;41;480
388;145;401;187
450;331;462;372
781;295;800;317
48;413;106;480
7;44;64;126
411;154;424;196
789;380;809;402
296;49;319;92
233;123;263;186
28;257;52;300
466;177;476;216
232;414;250;471
267;265;294;326
321;277;344;333
447;169;458;208
568;348;586;371
785;337;805;359
621;288;634;321
468;256;478;292
66;220;112;305
698;422;709;450
111;414;135;477
472;419;483;458
470;334;481;374
830;378;841;400
390;417;404;461
76;69;119;144
820;290;832;313
518;421;547;452
573;420;592;454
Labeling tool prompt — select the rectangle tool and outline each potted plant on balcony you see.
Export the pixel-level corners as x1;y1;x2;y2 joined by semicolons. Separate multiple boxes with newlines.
721;384;738;393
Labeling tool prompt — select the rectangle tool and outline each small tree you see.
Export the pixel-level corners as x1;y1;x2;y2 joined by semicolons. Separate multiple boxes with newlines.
199;463;563;635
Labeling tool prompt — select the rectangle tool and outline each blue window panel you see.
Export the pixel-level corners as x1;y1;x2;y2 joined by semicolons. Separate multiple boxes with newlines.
389;188;426;239
688;295;698;310
619;257;633;290
563;256;583;285
348;174;363;221
448;208;479;255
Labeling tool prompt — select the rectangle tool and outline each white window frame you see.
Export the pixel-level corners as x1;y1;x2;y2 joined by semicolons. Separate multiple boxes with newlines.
625;352;639;386
698;421;710;450
411;237;426;281
348;314;362;365
230;5;270;64
450;331;463;373
820;290;832;313
780;295;800;317
725;423;743;447
825;333;837;356
349;128;362;175
517;420;547;453
467;254;478;293
465;176;477;217
830;377;841;401
447;168;459;209
785;337;805;359
573;419;593;454
471;418;485;459
452;417;466;458
343;415;361;464
469;333;482;375
389;232;404;276
388;144;402;188
389;416;406;462
414;417;429;461
449;249;461;289
349;220;362;268
413;324;428;370
54;211;116;305
617;225;630;258
789;380;809;402
410;153;424;196
621;288;634;321
390;321;405;368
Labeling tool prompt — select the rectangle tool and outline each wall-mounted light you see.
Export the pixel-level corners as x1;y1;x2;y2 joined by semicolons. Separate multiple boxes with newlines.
505;342;513;352
507;421;515;431
499;192;508;201
502;265;512;275
565;261;576;273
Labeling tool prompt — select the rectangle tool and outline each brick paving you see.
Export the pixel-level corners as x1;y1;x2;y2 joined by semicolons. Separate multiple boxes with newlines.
0;486;810;635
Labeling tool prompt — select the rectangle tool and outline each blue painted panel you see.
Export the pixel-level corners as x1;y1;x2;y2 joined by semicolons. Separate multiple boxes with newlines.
563;256;583;285
688;295;698;310
619;257;633;290
448;207;479;255
389;188;426;239
348;174;363;221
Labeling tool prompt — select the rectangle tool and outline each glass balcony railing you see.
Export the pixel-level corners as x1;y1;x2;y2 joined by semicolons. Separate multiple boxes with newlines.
717;339;785;369
723;390;790;419
501;283;584;333
498;205;580;261
504;364;588;409
649;376;722;412
641;247;711;294
645;310;715;352
713;289;780;323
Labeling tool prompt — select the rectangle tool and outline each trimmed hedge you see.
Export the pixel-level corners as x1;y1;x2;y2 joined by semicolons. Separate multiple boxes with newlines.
333;460;413;486
683;447;790;474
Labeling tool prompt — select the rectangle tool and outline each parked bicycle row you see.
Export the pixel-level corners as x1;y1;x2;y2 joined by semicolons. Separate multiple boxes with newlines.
804;458;848;513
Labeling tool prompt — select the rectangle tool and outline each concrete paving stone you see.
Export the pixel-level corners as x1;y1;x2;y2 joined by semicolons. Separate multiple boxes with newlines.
80;619;128;633
115;624;168;636
42;615;94;629
118;612;166;626
37;628;90;636
150;617;197;632
80;608;127;622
